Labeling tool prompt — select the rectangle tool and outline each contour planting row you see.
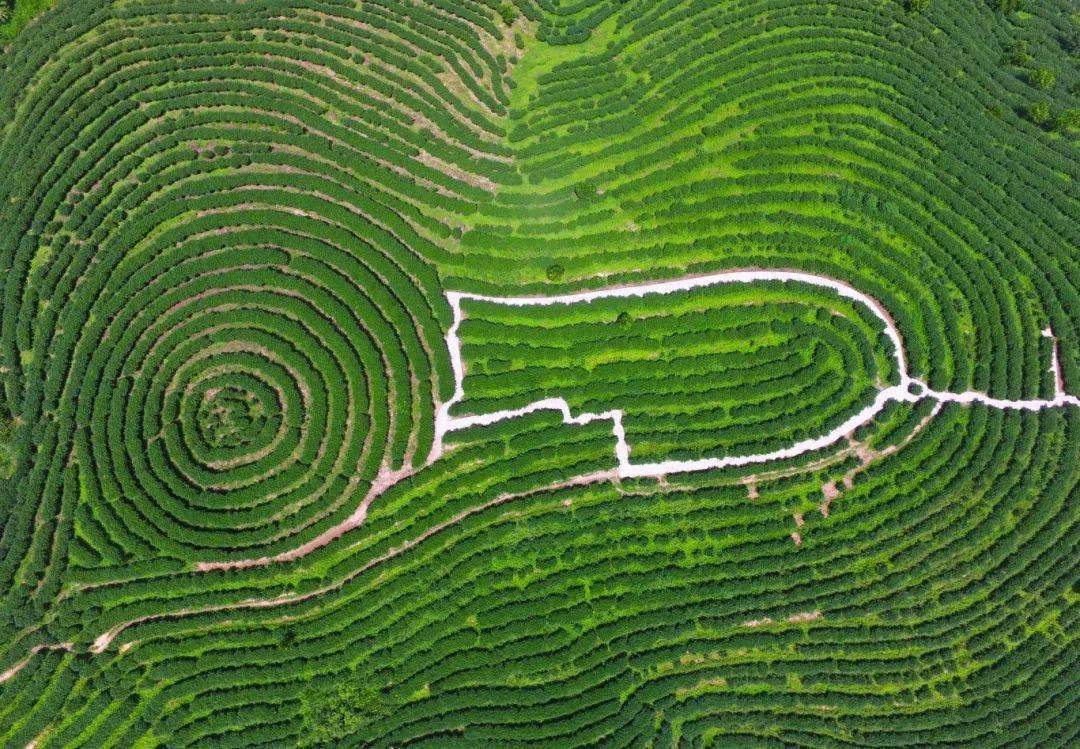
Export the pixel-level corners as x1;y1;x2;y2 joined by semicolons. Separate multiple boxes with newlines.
457;0;1077;398
0;0;536;579
1;404;1073;746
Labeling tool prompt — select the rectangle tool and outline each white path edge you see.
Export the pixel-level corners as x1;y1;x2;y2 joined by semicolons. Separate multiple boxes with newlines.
430;270;1079;479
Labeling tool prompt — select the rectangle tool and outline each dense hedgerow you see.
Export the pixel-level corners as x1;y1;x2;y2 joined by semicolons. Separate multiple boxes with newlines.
0;0;1075;747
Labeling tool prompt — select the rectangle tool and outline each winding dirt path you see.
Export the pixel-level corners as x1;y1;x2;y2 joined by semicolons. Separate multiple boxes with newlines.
431;269;1079;477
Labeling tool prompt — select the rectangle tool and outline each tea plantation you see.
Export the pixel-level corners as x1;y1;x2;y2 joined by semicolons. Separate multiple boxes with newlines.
0;0;1076;746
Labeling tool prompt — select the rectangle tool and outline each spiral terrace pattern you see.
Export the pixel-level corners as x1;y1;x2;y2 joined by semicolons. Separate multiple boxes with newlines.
0;0;462;568
0;0;1077;747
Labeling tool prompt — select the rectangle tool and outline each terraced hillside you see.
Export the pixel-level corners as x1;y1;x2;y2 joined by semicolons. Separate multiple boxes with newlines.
0;0;1076;746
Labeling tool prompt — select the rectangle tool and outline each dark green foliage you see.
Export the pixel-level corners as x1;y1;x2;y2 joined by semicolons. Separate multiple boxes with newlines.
0;413;15;480
1059;29;1079;56
573;180;598;200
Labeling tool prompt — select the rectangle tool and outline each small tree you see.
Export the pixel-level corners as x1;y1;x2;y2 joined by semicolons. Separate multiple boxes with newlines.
1055;108;1080;132
906;0;929;12
1027;100;1051;125
302;682;390;743
1007;40;1031;66
546;263;565;282
573;180;598;200
1029;67;1056;90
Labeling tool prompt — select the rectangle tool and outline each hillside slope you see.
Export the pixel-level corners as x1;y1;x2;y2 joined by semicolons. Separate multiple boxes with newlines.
0;1;1076;746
